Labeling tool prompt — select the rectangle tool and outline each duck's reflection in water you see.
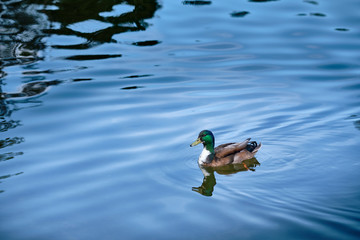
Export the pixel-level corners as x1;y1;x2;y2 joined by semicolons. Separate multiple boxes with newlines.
192;158;260;197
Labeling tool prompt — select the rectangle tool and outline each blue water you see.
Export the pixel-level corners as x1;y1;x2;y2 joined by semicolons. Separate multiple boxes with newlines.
1;0;360;239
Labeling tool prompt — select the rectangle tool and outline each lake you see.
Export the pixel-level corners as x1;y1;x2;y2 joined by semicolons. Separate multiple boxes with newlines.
0;0;359;239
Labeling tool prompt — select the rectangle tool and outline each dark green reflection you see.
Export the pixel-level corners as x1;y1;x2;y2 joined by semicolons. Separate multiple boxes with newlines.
0;78;25;193
1;80;62;99
0;152;23;162
348;115;360;131
0;0;161;66
193;158;260;197
230;11;250;18
183;1;212;6
0;0;47;67
30;0;161;48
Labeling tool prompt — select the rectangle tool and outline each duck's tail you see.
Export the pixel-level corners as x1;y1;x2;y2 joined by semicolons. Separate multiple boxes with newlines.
246;141;262;153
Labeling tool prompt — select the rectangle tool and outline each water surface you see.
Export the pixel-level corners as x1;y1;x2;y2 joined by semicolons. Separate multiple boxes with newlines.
1;0;359;239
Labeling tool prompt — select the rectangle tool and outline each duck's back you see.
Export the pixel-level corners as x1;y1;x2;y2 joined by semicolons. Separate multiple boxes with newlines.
215;138;251;158
211;139;261;166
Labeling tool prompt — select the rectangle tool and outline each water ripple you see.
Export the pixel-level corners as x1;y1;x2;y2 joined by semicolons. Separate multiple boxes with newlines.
1;0;360;239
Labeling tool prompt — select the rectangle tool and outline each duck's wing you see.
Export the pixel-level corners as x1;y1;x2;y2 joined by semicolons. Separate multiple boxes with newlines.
214;138;251;158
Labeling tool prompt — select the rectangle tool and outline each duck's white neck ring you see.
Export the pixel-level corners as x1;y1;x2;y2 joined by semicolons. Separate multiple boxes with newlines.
198;147;214;165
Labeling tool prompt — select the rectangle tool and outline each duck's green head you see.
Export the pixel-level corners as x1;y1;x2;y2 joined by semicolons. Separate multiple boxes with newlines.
190;130;215;152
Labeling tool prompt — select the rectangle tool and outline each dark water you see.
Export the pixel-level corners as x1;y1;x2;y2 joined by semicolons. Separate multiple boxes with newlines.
1;0;360;239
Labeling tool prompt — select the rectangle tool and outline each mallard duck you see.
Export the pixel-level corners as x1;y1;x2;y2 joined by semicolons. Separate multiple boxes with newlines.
190;130;261;167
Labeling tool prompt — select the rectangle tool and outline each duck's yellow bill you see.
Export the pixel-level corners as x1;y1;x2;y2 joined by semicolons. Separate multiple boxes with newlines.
190;138;202;147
